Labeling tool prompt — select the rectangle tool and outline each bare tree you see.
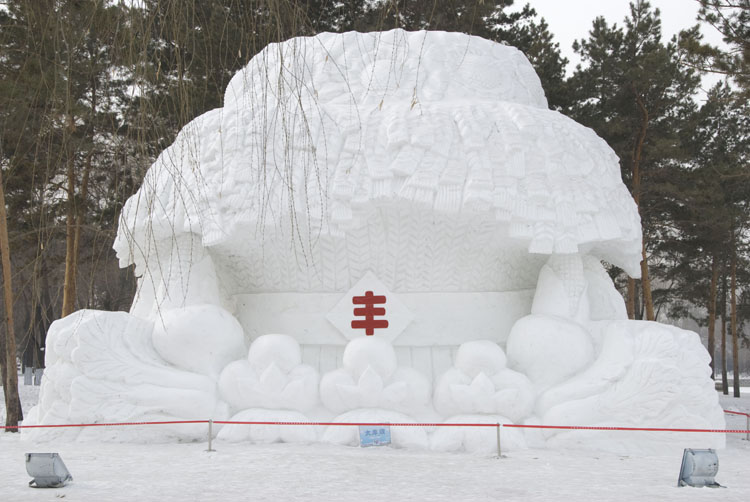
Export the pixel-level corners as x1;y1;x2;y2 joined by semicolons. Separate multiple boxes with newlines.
0;164;21;430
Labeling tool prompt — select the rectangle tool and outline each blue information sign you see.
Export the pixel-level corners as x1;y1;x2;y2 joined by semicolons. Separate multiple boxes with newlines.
358;425;392;447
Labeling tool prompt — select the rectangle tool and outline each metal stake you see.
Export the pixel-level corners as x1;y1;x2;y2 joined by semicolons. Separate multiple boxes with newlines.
207;419;215;452
746;416;749;441
496;423;502;458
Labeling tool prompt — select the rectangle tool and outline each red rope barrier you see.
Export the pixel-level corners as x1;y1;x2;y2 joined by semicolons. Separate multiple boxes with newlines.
502;424;748;434
2;419;748;434
724;409;750;418
0;420;208;430
213;421;497;427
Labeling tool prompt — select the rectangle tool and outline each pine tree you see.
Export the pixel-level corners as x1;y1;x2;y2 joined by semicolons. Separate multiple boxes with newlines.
567;0;700;320
663;83;749;392
0;1;138;374
680;0;750;97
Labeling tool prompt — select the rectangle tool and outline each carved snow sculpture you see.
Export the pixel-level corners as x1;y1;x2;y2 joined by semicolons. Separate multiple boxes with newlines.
129;233;226;320
319;337;431;416
433;341;534;422
431;341;532;453
112;29;643;342
25;310;231;442
505;255;725;450
25;29;724;453
217;334;320;440
219;334;319;413
152;304;246;377
506;315;595;389
430;415;527;454
581;255;628;321
533;321;724;453
217;409;318;444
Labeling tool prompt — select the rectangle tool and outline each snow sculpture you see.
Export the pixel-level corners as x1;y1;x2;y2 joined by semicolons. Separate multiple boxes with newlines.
506;316;595;388
430;415;527;454
219;335;319;413
320;337;431;416
533;321;724;453
434;341;534;422
216;332;319;445
431;341;533;453
25;310;231;442
152;304;246;377
217;409;318;444
26;29;724;453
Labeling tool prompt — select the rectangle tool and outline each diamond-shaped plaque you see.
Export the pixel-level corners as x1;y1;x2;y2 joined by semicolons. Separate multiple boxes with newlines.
326;271;413;342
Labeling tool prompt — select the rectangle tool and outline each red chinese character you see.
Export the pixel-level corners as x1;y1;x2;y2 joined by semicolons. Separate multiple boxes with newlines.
351;291;389;335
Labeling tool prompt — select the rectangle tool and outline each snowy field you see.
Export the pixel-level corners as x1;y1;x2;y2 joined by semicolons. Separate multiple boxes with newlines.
1;383;749;501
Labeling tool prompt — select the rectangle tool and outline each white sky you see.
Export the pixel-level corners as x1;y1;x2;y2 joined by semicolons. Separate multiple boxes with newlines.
525;0;728;95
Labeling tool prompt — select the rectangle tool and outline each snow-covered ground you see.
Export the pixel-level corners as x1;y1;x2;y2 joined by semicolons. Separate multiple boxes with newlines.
2;382;749;501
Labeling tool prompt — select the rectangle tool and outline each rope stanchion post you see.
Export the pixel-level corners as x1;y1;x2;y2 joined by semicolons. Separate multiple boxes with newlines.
722;409;750;441
207;419;215;452
496;423;502;458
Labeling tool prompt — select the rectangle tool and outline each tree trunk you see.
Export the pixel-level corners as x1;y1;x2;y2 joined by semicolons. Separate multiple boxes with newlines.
62;72;96;318
635;280;643;320
630;88;655;321
36;260;54;368
72;154;92;299
61;152;77;317
721;271;728;395
640;241;655;321
0;166;21;431
29;258;52;370
707;253;719;379
730;232;740;398
626;278;636;319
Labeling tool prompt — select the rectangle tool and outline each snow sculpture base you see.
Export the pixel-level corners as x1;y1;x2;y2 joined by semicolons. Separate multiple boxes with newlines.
534;320;725;453
26;30;725;455
431;415;526;454
218;409;318;444
24;310;232;443
321;410;430;450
